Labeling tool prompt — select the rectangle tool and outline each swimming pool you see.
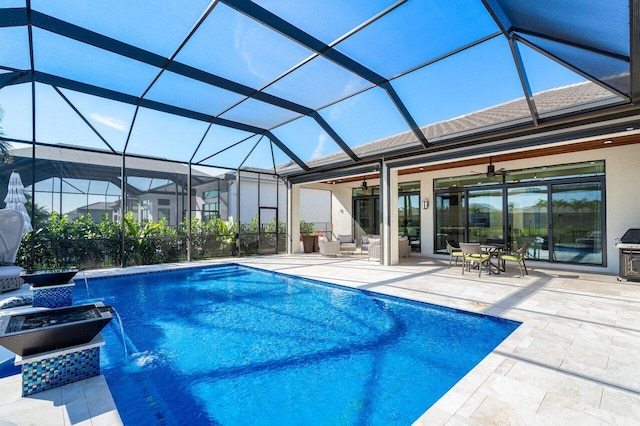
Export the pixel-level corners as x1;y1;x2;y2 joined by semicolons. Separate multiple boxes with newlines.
73;264;519;425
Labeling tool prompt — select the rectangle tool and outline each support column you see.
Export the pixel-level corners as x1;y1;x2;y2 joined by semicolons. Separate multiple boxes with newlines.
380;160;390;265
389;168;400;265
380;162;400;265
288;182;301;253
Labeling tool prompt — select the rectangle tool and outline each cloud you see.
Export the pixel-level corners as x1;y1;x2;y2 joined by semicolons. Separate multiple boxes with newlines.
90;113;127;131
234;21;272;83
311;133;327;160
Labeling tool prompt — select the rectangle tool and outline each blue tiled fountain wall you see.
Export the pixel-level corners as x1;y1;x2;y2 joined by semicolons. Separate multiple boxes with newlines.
32;286;73;308
21;347;100;396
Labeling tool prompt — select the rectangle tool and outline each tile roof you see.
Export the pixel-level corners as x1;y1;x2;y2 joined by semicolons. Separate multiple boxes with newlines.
280;81;620;172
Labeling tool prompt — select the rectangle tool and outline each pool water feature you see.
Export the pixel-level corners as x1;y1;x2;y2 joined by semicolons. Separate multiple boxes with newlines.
72;264;519;425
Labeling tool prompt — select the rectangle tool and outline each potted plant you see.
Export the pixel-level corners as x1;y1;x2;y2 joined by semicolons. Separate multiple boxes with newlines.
300;220;316;253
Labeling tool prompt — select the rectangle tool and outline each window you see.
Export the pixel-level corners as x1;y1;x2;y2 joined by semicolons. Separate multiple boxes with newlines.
203;190;219;200
204;203;220;221
158;208;171;225
141;199;150;222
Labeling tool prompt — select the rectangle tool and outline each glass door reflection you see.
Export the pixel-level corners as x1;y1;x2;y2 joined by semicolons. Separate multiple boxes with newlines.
467;189;503;243
507;186;548;260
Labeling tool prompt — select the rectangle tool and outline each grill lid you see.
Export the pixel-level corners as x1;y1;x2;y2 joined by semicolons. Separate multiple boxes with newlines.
621;228;640;243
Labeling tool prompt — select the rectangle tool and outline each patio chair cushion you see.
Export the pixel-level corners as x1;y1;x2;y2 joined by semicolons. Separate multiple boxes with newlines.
0;295;32;309
335;235;356;252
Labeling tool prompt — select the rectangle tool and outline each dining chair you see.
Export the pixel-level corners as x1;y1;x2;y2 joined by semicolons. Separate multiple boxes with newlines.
459;242;491;277
499;242;530;277
445;239;463;268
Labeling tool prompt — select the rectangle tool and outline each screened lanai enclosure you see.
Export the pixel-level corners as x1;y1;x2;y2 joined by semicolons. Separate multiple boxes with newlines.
0;1;638;269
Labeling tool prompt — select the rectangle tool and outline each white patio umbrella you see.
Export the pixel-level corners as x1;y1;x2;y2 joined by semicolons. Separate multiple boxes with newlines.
4;170;33;235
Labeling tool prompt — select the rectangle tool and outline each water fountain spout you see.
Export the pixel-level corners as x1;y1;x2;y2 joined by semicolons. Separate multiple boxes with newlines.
80;269;90;297
110;307;128;359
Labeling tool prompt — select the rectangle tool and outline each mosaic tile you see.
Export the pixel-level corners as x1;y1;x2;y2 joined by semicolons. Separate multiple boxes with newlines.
32;286;73;308
21;347;100;396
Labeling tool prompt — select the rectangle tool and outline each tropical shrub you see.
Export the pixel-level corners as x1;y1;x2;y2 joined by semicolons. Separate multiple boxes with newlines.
16;211;286;269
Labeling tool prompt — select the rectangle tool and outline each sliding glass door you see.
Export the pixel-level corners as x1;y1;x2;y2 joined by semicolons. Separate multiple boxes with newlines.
507;186;548;260
398;193;420;251
434;161;605;265
435;192;465;253
551;181;603;264
467;189;503;243
353;196;379;240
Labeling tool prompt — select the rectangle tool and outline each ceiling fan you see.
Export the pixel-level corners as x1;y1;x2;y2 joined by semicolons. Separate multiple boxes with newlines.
471;157;507;177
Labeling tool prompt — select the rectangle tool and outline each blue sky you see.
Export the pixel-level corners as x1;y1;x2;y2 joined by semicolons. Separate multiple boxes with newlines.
0;1;594;170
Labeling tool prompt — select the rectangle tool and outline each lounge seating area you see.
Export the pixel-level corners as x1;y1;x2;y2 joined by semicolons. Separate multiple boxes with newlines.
337;235;357;254
318;237;340;256
360;234;380;255
317;233;411;260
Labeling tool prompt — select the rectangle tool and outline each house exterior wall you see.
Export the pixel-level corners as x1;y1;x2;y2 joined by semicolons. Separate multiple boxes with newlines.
297;143;639;273
138;193;185;227
300;182;363;241
330;185;354;240
227;178;287;224
415;143;640;275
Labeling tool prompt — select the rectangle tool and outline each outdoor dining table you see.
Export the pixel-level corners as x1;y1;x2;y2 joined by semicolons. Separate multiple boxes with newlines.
481;243;506;274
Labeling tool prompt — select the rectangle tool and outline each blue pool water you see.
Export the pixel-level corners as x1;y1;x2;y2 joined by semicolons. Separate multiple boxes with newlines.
60;265;515;424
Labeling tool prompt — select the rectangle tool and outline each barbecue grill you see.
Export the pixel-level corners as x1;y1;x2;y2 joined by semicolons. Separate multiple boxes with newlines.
614;229;640;281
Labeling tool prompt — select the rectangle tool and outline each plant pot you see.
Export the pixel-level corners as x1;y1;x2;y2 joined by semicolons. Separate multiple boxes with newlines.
302;235;315;253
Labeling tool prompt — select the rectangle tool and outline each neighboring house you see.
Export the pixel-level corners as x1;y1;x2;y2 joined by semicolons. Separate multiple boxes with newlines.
4;146;286;228
66;201;119;222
